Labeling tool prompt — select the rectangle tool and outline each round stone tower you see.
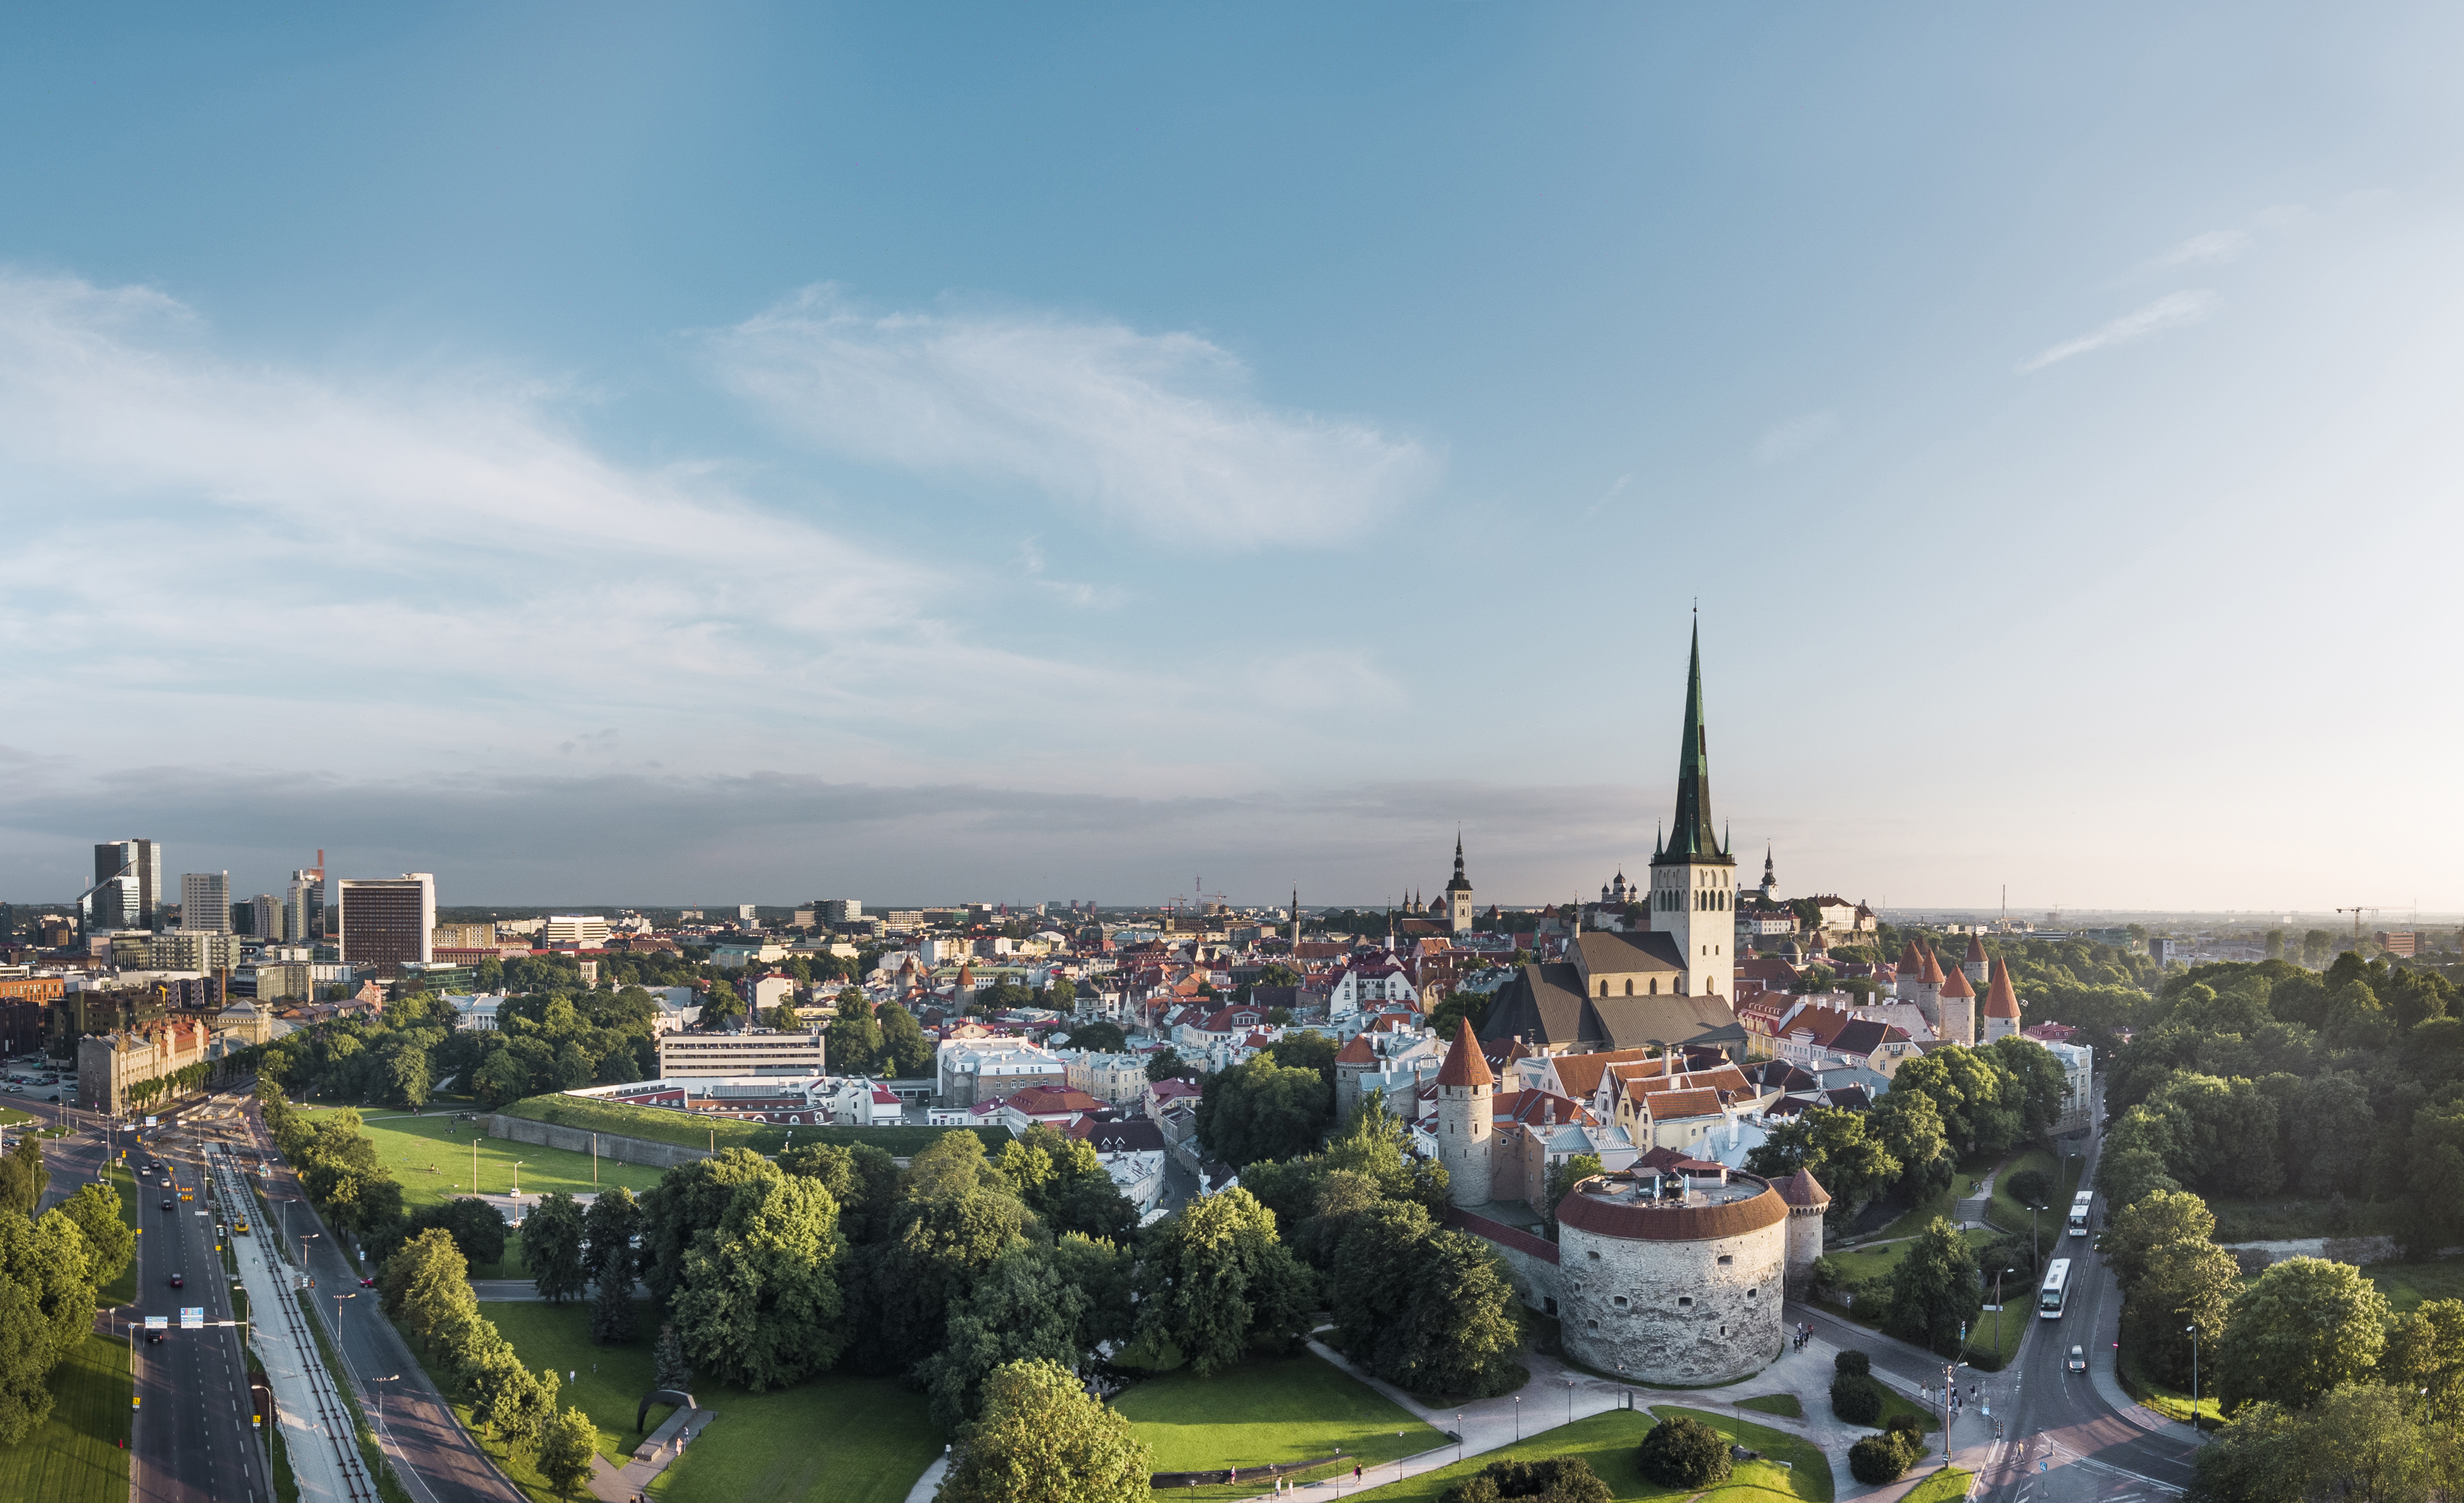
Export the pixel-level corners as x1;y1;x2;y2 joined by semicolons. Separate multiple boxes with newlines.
1334;1030;1378;1123
1436;1017;1494;1207
1557;1166;1788;1384
1777;1167;1830;1292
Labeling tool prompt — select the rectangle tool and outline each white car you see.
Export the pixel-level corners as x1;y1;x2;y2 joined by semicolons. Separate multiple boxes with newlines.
2067;1345;2087;1373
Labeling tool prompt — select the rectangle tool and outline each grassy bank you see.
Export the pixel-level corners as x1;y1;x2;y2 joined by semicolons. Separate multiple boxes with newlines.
0;1333;131;1503
2364;1256;2464;1314
1348;1404;1832;1503
101;1164;140;1306
303;1109;666;1209
1985;1147;2085;1237
503;1093;1006;1159
2117;1347;2222;1430
1117;1352;1441;1498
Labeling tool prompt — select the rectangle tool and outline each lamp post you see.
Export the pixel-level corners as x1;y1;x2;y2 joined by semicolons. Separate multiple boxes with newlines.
1568;1378;1575;1426
2187;1325;2201;1440
374;1373;401;1429
1514;1395;1521;1441
1457;1412;1464;1462
1996;1268;2016;1357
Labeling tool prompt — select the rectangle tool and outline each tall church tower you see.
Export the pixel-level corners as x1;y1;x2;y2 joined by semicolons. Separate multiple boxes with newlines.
1445;833;1475;936
1648;620;1737;1002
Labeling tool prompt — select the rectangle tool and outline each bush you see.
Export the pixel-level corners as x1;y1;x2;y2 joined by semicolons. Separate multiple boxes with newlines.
1637;1414;1732;1489
2005;1168;2054;1209
1831;1372;1883;1425
1439;1456;1611;1503
1850;1429;1926;1485
1835;1349;1871;1377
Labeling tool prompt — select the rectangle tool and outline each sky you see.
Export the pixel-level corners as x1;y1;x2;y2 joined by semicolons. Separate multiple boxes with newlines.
3;4;2462;913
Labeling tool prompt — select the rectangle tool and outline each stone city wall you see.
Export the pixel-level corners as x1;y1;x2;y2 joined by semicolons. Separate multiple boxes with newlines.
1560;1216;1785;1385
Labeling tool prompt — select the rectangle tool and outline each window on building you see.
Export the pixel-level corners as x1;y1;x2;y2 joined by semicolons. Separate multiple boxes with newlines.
1678;1296;1693;1307
1718;1255;1733;1265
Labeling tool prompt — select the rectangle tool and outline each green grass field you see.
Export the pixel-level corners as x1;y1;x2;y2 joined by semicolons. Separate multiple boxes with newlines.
0;1333;132;1503
471;1297;940;1503
1116;1353;1442;1496
1735;1394;1802;1419
2365;1256;2464;1314
1986;1147;2085;1238
1349;1405;1832;1503
503;1093;1007;1159
301;1108;669;1209
2117;1347;2222;1430
1899;1466;1974;1503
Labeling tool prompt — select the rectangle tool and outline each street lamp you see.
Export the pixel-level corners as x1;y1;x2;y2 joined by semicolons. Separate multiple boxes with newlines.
2186;1325;2202;1440
374;1373;401;1428
1567;1378;1575;1425
1995;1268;2016;1357
1457;1412;1464;1463
1514;1395;1521;1441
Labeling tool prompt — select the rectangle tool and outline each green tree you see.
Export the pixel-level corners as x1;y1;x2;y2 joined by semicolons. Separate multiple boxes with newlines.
995;1128;1134;1243
651;1322;692;1392
536;1405;598;1494
1637;1413;1732;1488
2127;1238;2239;1389
0;1136;51;1219
1885;1217;1982;1355
939;1359;1154;1503
472;1049;532;1109
1068;1021;1128;1053
636;1148;782;1309
877;1002;935;1078
2379;1299;2464;1419
918;1240;1105;1430
672;1175;847;1392
1543;1153;1604;1230
380;1228;477;1342
826;1004;883;1075
1425;990;1493;1043
2096;1144;2183;1212
1144;1047;1198;1084
2216;1257;2390;1412
55;1182;134;1288
2102;1189;2217;1295
525;1192;588;1304
1744;1106;1900;1220
1196;1056;1334;1166
779;1141;900;1243
1130;1189;1314;1376
0;1208;101;1443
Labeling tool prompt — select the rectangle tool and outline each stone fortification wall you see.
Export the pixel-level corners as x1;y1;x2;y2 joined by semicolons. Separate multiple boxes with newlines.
1559;1185;1786;1385
1444;1206;1563;1314
488;1113;716;1170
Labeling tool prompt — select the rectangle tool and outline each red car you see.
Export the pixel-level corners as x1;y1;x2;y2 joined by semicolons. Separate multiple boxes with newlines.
168;1274;183;1289
358;1276;379;1288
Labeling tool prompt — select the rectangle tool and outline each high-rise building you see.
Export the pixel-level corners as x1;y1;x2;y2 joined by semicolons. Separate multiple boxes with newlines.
89;839;163;931
181;872;233;933
542;915;611;948
286;869;325;941
245;894;282;938
337;874;436;980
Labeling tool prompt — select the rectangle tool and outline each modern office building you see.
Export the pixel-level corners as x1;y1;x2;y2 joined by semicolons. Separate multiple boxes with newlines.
286;866;326;940
336;874;436;980
90;838;163;931
655;1028;827;1078
181;872;233;933
244;894;282;938
542;915;612;948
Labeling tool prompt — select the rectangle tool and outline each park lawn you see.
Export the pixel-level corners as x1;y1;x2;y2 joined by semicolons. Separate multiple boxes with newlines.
1985;1147;2085;1237
1965;1292;2035;1371
1897;1466;1974;1503
475;1296;939;1503
100;1164;140;1305
0;1332;131;1503
303;1108;667;1209
1862;1153;1997;1246
643;1374;938;1503
1349;1406;1830;1503
504;1093;1006;1159
1118;1352;1441;1498
2204;1192;2391;1245
1735;1394;1802;1419
2365;1256;2464;1314
1869;1387;1940;1435
2117;1347;2222;1431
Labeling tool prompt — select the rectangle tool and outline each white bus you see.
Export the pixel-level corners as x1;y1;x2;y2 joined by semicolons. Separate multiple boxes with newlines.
2039;1258;2072;1319
2068;1190;2094;1238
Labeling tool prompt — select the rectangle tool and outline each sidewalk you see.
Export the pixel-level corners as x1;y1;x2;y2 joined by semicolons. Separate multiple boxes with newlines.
213;1147;370;1503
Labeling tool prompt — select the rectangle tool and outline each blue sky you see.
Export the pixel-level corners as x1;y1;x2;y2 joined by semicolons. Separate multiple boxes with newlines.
3;4;2460;912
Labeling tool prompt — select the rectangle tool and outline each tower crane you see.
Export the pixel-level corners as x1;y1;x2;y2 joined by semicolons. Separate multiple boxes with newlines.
2336;907;2381;942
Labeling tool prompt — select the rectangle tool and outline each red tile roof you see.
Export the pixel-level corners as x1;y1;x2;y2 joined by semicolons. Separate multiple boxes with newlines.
1435;1017;1493;1088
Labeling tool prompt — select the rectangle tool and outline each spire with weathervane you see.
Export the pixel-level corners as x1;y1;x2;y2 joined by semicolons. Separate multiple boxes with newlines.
1649;614;1737;1002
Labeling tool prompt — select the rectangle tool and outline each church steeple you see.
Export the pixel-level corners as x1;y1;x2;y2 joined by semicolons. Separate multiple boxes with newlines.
1656;617;1730;867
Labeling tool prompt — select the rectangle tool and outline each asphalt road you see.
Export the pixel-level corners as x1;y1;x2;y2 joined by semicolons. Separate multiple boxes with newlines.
1793;1091;2202;1503
233;1097;527;1503
9;1086;275;1503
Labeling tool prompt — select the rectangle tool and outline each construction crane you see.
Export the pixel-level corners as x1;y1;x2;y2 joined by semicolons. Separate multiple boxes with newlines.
2337;906;2381;941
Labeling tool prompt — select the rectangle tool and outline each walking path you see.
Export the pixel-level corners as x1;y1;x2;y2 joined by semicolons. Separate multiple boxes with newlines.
582;1401;717;1502
212;1145;373;1503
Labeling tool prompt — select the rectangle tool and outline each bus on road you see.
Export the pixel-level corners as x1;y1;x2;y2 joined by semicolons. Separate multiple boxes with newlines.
2068;1190;2094;1237
2040;1258;2072;1319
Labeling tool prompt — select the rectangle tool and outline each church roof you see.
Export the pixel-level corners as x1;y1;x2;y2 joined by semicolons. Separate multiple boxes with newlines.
1653;619;1732;868
1984;956;2022;1019
1480;963;1746;1053
1436;1018;1493;1088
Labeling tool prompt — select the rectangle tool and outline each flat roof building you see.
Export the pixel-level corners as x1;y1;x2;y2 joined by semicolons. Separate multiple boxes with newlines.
337;874;436;981
656;1029;827;1078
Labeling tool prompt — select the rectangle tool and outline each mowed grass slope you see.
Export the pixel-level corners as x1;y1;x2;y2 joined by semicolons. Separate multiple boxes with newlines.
1348;1403;1831;1503
0;1333;131;1503
1116;1353;1442;1498
302;1109;666;1209
473;1298;940;1503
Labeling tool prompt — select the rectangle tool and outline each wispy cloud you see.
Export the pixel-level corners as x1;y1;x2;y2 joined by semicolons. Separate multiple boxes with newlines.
1754;411;1842;466
2017;291;2222;374
703;286;1439;548
2151;230;2250;269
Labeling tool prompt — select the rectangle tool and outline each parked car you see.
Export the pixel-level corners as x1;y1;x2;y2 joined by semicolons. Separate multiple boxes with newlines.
2067;1345;2087;1373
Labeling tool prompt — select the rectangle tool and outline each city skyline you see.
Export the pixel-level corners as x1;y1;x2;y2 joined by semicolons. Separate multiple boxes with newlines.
4;6;2462;908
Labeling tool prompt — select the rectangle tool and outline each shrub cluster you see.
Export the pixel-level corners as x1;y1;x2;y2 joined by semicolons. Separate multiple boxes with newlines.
1636;1414;1732;1489
1830;1371;1884;1425
1850;1425;1928;1485
1440;1456;1612;1503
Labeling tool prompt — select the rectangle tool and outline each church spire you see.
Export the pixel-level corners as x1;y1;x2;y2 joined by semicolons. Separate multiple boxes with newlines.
1656;616;1728;865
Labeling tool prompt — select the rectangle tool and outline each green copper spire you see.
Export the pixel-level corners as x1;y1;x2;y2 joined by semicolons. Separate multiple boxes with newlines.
1655;617;1731;867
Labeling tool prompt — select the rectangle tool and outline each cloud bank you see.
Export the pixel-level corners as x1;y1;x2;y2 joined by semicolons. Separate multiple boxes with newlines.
704;286;1439;548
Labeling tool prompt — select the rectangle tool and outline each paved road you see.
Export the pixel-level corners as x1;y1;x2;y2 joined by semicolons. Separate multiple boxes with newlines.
234;1098;527;1503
